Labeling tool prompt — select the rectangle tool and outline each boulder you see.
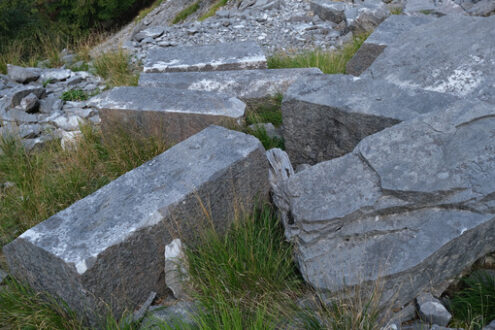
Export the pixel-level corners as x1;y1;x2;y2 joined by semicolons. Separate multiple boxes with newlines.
363;15;495;104
138;68;322;101
5;86;45;108
143;41;267;73
273;100;495;313
91;86;246;143
7;65;40;83
4;125;269;323
346;15;436;76
282;74;459;165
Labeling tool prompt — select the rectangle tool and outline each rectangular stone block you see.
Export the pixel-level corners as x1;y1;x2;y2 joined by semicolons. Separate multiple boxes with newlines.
138;68;323;101
346;15;435;76
143;41;267;73
282;74;459;166
362;15;495;104
90;86;246;144
3;126;269;323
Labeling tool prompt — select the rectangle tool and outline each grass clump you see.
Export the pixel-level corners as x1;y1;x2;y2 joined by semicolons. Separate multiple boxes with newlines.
246;125;284;150
184;204;302;328
448;270;495;329
267;33;370;74
0;124;168;246
245;94;283;127
389;7;403;15
172;1;201;24
61;89;88;102
199;0;230;21
93;49;140;88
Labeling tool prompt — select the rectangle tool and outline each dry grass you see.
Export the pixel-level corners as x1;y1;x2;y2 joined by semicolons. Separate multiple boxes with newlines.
93;49;140;87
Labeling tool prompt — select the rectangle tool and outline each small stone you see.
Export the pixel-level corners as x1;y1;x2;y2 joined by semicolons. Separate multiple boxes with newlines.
20;93;40;113
165;239;189;300
52;114;83;131
60;130;82;151
417;293;452;327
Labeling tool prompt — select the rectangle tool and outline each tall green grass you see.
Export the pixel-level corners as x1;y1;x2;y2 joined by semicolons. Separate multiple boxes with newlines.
267;33;370;74
184;205;302;328
0;124;168;246
448;270;495;329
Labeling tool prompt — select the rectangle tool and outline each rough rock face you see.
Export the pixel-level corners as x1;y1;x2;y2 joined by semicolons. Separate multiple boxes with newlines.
138;68;323;101
310;0;389;33
143;41;267;73
275;100;495;312
346;15;435;76
91;86;246;143
4;126;270;323
282;74;459;166
363;15;495;104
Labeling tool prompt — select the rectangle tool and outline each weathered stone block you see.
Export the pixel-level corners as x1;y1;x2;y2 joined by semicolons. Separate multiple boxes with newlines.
276;100;495;313
91;86;246;143
4;126;269;323
346;15;435;76
138;68;322;101
363;15;495;104
143;41;267;73
282;74;459;165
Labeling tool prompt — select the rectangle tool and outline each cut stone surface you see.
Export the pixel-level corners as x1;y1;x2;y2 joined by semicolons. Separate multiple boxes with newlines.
282;74;459;165
143;41;267;73
417;293;452;326
405;0;466;15
346;15;436;76
274;100;495;313
363;15;495;104
91;86;246;143
7;65;40;83
138;68;322;101
4;126;269;323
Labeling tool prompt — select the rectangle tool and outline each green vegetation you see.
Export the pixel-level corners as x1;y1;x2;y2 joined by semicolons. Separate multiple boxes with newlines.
267;33;370;74
0;0;154;74
200;0;230;21
184;204;302;328
0;125;168;246
389;7;404;15
136;0;165;22
243;94;284;150
61;89;89;102
93;49;140;88
0;278;138;329
172;1;201;24
448;270;495;329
